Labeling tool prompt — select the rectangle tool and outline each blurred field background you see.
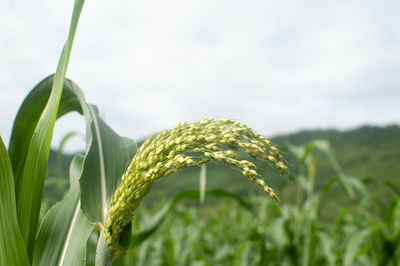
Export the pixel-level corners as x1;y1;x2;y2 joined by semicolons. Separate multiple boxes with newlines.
44;124;400;265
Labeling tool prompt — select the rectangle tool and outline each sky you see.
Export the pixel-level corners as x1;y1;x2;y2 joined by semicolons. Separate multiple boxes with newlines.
1;0;399;152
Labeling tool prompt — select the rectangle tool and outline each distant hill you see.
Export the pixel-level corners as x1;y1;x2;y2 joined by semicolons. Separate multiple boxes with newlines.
47;124;400;205
273;124;400;183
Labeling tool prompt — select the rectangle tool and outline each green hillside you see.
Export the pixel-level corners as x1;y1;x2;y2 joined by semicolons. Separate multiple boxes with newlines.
273;124;400;183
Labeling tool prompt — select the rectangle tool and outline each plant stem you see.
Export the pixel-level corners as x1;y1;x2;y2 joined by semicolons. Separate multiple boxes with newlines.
95;232;113;266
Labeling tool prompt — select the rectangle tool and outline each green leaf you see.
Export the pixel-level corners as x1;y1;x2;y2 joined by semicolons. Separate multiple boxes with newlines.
8;76;83;184
8;0;85;258
33;155;93;266
10;74;136;226
8;76;85;241
343;228;373;266
317;231;336;266
0;137;30;266
79;106;138;223
12;75;136;262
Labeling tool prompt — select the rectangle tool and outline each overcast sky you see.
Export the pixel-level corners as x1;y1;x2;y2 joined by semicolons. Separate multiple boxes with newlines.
1;0;399;152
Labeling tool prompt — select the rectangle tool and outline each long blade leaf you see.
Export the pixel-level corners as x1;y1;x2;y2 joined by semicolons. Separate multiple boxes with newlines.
8;0;85;258
0;137;29;266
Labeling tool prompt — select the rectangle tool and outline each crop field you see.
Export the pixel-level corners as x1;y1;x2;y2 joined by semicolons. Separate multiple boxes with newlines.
1;1;399;265
7;117;400;265
94;138;400;265
40;132;400;266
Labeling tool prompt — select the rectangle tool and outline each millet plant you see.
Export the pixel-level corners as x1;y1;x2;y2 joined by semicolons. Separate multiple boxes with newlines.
0;1;288;265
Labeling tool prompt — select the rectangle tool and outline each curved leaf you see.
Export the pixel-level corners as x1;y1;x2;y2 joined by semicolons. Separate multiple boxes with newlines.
9;75;84;186
343;228;373;266
79;108;137;223
19;77;137;262
33;155;93;266
9;66;136;265
0;137;29;265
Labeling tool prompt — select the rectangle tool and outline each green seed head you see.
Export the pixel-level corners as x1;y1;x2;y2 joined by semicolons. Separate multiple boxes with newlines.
103;119;288;259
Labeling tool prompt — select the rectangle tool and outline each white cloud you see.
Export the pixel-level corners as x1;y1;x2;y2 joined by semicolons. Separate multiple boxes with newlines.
1;0;399;152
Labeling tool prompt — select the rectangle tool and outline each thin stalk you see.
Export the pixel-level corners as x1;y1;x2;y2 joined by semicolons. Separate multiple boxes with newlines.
95;232;113;266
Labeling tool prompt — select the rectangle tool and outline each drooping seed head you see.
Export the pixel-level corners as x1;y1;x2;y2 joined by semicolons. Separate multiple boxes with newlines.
103;119;288;259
